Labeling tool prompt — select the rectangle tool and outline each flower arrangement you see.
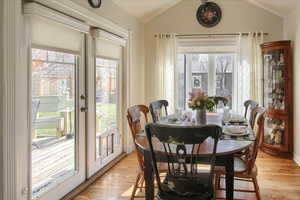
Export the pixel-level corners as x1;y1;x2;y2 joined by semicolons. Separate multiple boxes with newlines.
188;91;215;112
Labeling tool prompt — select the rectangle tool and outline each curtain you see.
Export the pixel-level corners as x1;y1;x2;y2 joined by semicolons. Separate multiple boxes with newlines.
155;33;177;113
236;32;264;114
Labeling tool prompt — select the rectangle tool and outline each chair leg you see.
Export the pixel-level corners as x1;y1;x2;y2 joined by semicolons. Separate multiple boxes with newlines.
139;175;144;192
131;173;142;200
217;174;221;189
252;177;261;200
214;174;220;200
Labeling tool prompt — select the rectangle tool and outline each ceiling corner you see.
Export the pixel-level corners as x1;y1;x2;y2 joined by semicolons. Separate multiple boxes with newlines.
243;0;286;18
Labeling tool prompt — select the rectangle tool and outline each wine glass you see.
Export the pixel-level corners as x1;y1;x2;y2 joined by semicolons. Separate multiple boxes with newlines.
223;106;231;127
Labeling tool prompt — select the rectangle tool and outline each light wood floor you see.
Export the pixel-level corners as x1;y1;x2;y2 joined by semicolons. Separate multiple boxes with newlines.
74;151;300;200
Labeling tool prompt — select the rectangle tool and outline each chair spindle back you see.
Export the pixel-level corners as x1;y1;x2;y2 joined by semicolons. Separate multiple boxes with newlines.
145;123;222;197
149;100;169;123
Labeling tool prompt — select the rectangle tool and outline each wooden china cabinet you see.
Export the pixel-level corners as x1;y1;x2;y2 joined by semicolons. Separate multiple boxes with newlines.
260;41;293;158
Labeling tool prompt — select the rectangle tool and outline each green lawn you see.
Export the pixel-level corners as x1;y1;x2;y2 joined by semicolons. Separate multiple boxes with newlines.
96;103;117;134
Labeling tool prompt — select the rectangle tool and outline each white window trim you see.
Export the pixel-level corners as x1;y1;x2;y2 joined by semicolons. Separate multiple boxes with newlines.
1;0;134;200
2;0;29;199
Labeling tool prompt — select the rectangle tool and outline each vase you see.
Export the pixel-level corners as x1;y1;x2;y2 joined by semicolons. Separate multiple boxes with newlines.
195;109;207;125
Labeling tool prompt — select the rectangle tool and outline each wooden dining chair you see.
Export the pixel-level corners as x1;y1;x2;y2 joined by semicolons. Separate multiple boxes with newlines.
244;100;258;121
149;100;169;123
127;105;149;200
145;123;222;200
215;106;266;200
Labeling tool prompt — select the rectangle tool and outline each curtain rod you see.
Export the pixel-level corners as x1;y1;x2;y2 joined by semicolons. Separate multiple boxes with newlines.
155;33;269;37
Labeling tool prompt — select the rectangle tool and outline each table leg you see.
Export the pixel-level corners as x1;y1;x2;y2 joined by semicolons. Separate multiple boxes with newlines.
144;151;154;200
225;154;234;200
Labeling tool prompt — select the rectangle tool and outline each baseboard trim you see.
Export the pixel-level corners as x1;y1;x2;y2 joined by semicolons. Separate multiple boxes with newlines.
62;153;127;200
294;153;300;166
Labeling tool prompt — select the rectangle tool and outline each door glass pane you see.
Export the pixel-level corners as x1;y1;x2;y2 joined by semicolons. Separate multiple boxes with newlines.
95;58;118;159
31;48;76;197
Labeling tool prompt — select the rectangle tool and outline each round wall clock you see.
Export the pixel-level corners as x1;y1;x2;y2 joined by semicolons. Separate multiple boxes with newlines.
196;2;222;28
88;0;102;8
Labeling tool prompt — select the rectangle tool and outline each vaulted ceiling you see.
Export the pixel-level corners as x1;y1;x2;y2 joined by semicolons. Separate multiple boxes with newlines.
112;0;297;22
246;0;298;17
111;0;182;22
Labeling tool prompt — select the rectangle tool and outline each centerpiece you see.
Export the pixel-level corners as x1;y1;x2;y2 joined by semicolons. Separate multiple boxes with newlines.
188;92;215;125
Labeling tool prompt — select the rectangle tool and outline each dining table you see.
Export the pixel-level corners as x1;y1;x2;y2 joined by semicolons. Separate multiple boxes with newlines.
135;112;254;200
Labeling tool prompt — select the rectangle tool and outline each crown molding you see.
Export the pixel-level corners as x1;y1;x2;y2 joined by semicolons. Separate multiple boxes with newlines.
244;0;285;18
143;0;183;23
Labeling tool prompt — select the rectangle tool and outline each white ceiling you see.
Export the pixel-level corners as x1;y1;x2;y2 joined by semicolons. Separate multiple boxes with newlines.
245;0;298;17
112;0;297;22
111;0;182;22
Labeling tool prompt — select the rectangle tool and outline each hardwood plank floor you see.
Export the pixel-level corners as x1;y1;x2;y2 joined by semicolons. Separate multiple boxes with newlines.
74;151;300;200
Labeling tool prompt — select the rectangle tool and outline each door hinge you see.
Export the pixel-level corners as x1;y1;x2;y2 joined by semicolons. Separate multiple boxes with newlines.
21;187;29;196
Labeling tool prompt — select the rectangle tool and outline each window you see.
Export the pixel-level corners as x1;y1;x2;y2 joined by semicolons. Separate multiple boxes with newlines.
176;54;235;109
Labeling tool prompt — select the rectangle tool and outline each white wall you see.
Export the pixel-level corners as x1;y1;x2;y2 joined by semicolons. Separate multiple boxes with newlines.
144;0;284;104
72;0;145;105
285;2;300;165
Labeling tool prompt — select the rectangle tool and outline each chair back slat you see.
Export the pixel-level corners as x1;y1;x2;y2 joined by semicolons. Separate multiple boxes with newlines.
145;123;221;197
149;100;169;122
244;100;259;121
127;105;149;171
247;106;266;172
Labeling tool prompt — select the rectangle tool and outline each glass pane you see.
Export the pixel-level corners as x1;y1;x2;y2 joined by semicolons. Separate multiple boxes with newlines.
95;58;118;159
191;54;208;94
176;53;235;109
263;49;285;110
191;54;208;73
264;117;285;147
176;54;185;109
215;54;234;108
31;49;76;197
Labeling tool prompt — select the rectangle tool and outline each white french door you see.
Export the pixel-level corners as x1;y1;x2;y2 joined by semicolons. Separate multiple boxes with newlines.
29;16;87;200
87;31;124;177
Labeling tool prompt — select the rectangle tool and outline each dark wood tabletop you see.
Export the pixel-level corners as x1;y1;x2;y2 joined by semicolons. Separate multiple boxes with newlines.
135;112;252;156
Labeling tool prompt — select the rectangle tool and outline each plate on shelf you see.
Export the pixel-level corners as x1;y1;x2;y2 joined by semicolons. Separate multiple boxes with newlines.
223;126;249;136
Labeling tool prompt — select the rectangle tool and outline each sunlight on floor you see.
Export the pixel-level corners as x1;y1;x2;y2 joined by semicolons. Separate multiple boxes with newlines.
74;152;300;200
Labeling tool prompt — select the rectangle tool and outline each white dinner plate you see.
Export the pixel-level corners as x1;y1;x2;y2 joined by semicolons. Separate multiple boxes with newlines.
223;126;249;136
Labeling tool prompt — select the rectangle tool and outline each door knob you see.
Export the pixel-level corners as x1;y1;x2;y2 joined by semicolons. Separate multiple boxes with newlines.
80;94;87;100
80;106;88;112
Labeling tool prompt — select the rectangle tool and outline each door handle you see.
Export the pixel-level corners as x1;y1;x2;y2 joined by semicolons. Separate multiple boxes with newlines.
80;94;87;100
80;106;88;112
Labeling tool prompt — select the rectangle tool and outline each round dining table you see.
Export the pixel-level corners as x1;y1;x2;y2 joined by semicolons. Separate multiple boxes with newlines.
135;112;253;200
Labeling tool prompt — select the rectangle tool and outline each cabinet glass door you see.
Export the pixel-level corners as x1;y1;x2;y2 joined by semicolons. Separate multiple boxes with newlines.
263;49;285;111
